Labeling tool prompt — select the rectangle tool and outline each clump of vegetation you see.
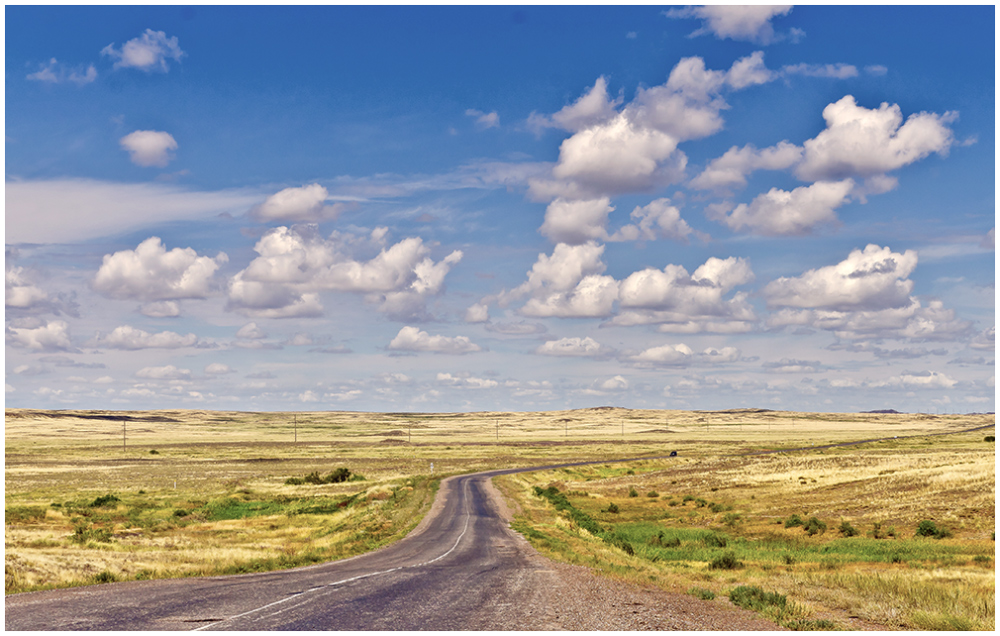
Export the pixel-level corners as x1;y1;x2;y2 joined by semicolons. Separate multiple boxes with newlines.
89;494;121;508
985;436;995;442
648;531;681;548
870;521;896;539
709;550;741;570
784;514;804;528
70;521;113;545
722;512;741;528
702;532;728;548
689;586;716;600
646;491;659;498
915;520;952;539
804;516;827;536
286;467;360;486
729;585;787;612
628;487;639;498
605;502;620;514
838;520;859;537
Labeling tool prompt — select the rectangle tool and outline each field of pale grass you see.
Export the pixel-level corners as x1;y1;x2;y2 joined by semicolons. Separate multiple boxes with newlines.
5;407;994;630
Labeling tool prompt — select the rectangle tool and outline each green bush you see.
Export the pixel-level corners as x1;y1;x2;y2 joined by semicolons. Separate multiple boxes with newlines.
689;587;716;600
92;570;119;584
729;585;787;612
90;494;121;508
709;551;741;570
70;521;113;544
722;512;741;528
804;516;827;536
838;520;859;537
985;436;995;442
702;532;728;548
289;467;353;486
605;502;620;514
784;514;804;528
647;491;659;498
648;531;680;548
915;520;952;539
628;487;639;498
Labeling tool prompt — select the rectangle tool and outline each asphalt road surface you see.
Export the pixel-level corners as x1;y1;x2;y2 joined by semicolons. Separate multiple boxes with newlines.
5;459;657;631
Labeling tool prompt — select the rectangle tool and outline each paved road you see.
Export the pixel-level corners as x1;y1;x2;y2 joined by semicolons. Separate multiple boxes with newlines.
4;458;659;631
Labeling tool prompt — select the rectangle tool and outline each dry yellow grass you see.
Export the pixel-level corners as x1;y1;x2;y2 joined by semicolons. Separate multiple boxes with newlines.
5;406;995;630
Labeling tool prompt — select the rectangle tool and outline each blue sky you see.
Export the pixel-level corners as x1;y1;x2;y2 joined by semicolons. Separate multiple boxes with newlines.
5;5;995;413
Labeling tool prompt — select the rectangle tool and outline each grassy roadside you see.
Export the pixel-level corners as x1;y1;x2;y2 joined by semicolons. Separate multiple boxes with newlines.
5;466;441;594
495;431;995;630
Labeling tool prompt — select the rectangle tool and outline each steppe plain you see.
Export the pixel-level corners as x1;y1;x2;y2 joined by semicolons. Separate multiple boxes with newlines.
5;407;995;630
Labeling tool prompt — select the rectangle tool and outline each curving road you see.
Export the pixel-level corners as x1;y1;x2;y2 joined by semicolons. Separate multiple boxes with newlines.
5;459;657;631
9;423;990;630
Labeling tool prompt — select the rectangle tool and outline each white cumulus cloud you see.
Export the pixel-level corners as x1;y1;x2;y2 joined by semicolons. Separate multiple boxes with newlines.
93;237;228;302
250;184;346;223
90;325;202;350
388;326;482;355
101;29;184;72
119;130;178;168
795;95;956;182
27;58;97;85
717;179;855;236
667;5;793;44
535;336;611;357
5;320;75;352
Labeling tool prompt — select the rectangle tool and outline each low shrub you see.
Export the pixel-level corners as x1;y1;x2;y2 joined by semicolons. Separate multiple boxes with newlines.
804;516;827;536
729;585;787;612
70;521;113;544
838;520;859;537
784;514;804;528
702;532;728;548
90;494;121;508
605;502;620;514
628;488;639;498
916;520;951;539
92;570;119;584
689;587;716;600
288;467;354;486
709;551;741;570
647;491;659;498
722;513;741;528
648;531;681;548
985;436;995;442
